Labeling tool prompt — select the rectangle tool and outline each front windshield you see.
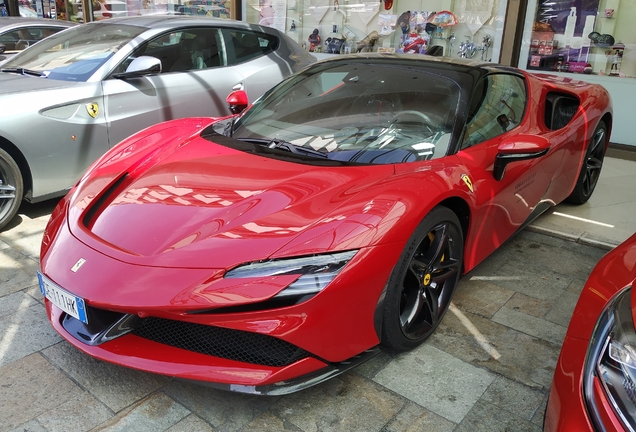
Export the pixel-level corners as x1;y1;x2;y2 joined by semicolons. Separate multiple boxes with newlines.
232;62;461;164
1;23;146;82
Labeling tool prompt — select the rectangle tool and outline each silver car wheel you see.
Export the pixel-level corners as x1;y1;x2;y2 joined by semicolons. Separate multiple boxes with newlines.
0;148;23;231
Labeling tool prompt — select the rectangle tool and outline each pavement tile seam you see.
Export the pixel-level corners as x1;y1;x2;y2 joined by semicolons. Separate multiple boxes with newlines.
479;375;548;421
495;306;567;344
375;403;408;432
37;344;111;411
85;391;191;431
34;389;114;432
26;284;46;305
373;344;497;424
478;401;539;428
239;411;303;432
455;399;542;432
531;394;549;426
163;380;276;431
376;400;459;432
238;402;296;432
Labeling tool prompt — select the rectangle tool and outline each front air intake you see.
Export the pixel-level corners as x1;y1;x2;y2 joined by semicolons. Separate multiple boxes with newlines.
132;317;310;367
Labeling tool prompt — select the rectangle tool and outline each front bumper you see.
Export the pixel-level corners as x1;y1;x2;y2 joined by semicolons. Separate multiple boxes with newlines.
45;300;379;395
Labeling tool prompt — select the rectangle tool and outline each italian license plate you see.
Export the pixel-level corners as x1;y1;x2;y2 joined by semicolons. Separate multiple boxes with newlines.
38;272;88;324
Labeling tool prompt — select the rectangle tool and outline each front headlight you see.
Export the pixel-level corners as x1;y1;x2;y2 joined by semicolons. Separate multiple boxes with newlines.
225;250;358;300
584;286;636;431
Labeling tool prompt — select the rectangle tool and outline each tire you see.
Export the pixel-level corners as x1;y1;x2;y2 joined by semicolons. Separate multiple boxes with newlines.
381;206;463;351
565;121;607;205
0;148;23;231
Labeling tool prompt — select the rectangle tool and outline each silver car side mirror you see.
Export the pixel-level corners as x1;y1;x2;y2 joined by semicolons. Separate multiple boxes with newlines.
113;56;162;79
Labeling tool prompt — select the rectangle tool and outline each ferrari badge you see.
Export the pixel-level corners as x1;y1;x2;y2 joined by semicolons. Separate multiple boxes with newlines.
86;103;99;118
461;174;474;193
71;258;86;272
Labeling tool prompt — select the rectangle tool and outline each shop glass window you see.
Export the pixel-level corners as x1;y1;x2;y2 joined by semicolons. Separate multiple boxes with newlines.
48;0;233;22
244;0;506;62
523;0;635;78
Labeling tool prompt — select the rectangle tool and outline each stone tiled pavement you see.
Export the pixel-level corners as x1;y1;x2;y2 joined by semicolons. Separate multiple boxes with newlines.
1;156;634;431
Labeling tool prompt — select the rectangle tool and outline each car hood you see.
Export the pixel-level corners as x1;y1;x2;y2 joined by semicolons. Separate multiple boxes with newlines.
0;73;77;95
68;124;396;269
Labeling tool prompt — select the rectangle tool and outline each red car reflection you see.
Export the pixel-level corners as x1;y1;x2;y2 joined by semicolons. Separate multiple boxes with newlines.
545;232;636;431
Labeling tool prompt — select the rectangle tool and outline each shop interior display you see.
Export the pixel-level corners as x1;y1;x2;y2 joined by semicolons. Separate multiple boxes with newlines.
527;0;633;78
249;0;502;60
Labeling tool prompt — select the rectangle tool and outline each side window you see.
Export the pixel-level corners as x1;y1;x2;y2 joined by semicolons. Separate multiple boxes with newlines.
111;28;225;76
461;74;527;149
0;31;21;50
0;29;40;50
221;29;278;65
29;26;64;41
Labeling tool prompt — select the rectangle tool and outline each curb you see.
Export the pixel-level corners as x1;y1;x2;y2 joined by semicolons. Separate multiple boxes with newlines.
525;224;616;251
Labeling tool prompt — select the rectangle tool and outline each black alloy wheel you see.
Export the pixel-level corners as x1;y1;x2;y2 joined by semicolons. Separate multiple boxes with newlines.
566;121;607;204
0;148;23;231
382;206;463;351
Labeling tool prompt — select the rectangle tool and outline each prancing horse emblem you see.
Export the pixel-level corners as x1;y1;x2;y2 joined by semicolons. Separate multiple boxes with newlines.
461;174;474;193
86;103;99;118
71;258;86;272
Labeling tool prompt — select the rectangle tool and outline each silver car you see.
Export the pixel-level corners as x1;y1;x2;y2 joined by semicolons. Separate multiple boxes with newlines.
0;16;315;230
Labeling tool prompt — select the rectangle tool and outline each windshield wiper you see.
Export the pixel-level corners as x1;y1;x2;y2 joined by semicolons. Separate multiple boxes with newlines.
266;139;328;159
1;67;45;77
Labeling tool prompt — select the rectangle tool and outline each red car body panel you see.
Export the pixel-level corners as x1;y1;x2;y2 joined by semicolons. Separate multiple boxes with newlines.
545;232;636;431
39;58;613;391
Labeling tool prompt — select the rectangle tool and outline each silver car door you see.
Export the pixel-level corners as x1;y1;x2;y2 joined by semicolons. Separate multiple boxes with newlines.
101;27;245;148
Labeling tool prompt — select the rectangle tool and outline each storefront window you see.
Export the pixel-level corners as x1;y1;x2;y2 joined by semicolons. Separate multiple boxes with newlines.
522;0;636;78
22;0;233;22
244;0;506;62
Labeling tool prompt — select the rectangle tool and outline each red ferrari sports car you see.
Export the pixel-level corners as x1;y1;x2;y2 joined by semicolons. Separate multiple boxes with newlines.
39;55;612;395
545;233;636;431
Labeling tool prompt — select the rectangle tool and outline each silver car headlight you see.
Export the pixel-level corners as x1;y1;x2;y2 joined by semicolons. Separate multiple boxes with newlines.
584;286;636;431
224;250;358;300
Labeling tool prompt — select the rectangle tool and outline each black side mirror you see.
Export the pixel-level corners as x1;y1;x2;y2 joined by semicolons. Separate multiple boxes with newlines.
0;44;6;54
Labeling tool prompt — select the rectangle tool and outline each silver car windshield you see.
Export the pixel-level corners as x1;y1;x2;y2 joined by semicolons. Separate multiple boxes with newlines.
1;24;145;82
232;63;461;164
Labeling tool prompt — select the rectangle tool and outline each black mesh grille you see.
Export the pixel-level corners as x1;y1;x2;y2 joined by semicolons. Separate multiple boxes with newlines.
132;317;309;367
